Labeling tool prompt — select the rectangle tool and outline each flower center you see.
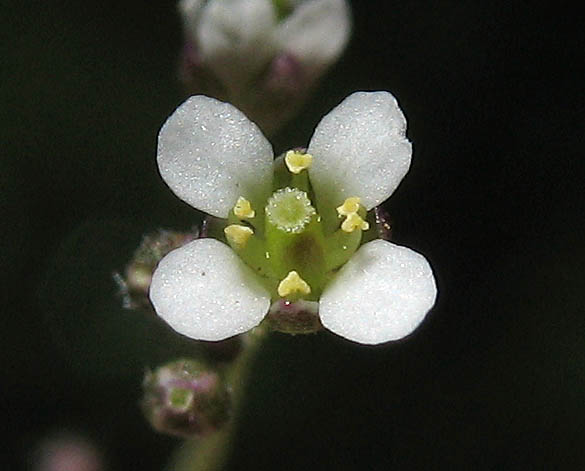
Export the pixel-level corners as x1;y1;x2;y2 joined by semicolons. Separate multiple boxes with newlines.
265;187;316;234
223;150;372;303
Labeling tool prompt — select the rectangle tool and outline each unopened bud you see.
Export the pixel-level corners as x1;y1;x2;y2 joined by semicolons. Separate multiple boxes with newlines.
177;0;352;135
264;53;304;94
114;229;197;309
141;359;230;438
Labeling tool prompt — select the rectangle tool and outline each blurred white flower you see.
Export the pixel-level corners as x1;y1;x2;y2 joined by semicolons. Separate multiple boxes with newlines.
178;0;352;135
150;91;437;345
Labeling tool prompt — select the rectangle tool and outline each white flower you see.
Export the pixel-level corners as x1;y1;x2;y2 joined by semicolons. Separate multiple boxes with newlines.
178;0;352;135
150;92;437;345
180;0;350;92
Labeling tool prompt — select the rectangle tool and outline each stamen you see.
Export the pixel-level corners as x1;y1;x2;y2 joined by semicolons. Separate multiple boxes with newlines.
233;196;255;219
341;212;370;233
224;224;254;248
284;150;313;174
336;197;361;216
277;270;311;298
265;187;316;233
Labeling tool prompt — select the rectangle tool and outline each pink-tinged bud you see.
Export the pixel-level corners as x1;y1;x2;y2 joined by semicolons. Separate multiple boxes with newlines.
264;53;304;94
267;299;322;334
114;229;198;310
141;359;230;438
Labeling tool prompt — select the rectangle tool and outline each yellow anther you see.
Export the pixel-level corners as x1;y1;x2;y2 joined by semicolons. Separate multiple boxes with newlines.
277;270;311;298
233;196;255;219
341;212;370;233
336;197;361;216
284;150;313;174
224;224;254;248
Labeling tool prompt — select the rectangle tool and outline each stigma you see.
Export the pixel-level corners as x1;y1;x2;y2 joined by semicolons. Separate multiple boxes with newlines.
265;187;316;233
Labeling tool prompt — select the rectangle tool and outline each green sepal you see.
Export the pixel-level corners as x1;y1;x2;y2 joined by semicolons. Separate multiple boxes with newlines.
225;233;276;286
290;169;310;193
272;155;292;190
324;226;363;271
265;215;327;300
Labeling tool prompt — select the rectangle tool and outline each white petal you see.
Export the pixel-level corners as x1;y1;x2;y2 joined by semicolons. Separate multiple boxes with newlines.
150;238;271;341
307;91;412;219
179;0;205;35
277;0;351;79
157;96;273;218
319;239;436;344
197;0;278;92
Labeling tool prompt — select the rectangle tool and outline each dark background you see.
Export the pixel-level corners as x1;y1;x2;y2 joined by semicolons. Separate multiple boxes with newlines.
3;1;584;469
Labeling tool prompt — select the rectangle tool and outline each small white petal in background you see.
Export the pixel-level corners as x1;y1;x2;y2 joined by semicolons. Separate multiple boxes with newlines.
196;0;278;94
157;95;273;218
277;0;351;81
319;240;437;345
150;239;271;341
308;91;412;228
179;0;205;26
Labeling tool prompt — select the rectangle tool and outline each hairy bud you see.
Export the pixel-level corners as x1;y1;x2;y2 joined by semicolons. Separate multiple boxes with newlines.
141;359;230;437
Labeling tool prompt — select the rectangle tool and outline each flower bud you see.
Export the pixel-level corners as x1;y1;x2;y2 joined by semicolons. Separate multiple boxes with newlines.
141;359;230;438
264;52;304;94
177;0;352;135
267;299;322;334
114;229;197;309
